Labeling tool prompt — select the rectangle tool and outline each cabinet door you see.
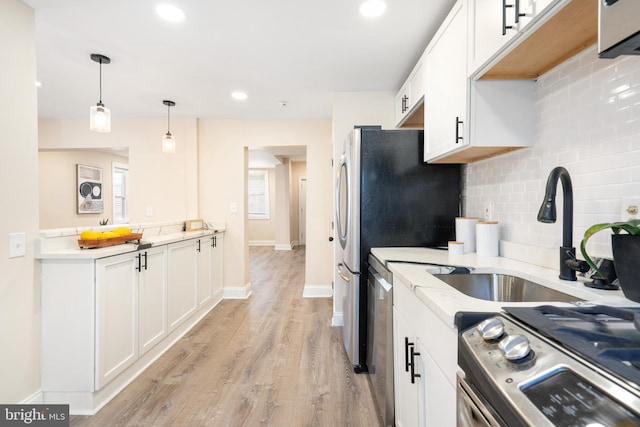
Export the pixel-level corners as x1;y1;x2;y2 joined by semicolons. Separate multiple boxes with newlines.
197;238;212;307
167;239;198;331
211;234;223;296
469;0;519;73
95;252;138;389
425;0;468;161
138;246;168;355
417;338;456;427
393;307;420;427
394;82;411;126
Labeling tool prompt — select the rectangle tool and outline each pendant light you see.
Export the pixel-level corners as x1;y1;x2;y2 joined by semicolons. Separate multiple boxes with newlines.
89;54;111;133
162;100;176;153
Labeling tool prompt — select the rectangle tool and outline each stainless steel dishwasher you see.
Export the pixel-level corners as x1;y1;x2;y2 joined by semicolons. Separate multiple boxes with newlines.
366;254;394;427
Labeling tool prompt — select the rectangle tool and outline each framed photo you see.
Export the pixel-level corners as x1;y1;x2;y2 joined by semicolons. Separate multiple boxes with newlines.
77;164;103;214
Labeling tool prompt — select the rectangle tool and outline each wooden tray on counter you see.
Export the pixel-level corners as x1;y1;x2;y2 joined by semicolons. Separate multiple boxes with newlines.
78;233;143;249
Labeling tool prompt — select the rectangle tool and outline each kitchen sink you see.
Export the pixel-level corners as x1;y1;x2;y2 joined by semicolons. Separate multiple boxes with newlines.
433;273;582;302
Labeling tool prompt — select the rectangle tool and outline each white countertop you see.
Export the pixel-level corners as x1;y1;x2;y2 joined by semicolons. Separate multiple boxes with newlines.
371;247;636;328
36;230;222;260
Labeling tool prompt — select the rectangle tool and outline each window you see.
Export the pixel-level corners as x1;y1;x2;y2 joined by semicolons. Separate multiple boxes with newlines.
248;170;270;219
112;162;129;224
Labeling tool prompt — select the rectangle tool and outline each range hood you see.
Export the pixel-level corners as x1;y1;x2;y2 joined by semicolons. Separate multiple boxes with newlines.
598;0;640;58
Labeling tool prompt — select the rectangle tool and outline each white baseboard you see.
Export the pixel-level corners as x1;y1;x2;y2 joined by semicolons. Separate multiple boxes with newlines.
274;244;292;251
249;240;275;246
332;312;344;327
223;282;253;299
21;389;44;404
302;284;333;298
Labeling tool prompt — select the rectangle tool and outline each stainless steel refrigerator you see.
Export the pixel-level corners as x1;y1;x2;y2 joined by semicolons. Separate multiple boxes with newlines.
336;126;461;372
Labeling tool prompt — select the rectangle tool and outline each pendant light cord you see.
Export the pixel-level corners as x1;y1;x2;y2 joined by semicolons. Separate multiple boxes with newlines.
98;59;103;105
167;103;171;133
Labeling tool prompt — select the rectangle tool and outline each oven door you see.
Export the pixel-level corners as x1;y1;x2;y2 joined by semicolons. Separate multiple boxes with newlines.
457;373;506;427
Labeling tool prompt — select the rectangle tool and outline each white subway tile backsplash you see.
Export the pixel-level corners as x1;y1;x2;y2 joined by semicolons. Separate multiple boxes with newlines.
465;46;640;261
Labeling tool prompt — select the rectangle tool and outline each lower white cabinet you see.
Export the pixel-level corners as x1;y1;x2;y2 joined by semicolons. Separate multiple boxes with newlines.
167;239;198;331
393;275;458;427
40;232;224;414
393;307;424;427
95;252;140;389
138;246;168;355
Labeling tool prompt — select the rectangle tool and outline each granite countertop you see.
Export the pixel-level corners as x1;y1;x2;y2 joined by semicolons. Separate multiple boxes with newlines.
370;247;637;328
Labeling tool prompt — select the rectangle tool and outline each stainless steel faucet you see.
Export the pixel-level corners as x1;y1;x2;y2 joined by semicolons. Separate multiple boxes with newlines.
537;166;589;281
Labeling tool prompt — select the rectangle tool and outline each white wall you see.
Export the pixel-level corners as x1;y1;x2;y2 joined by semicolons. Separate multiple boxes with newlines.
0;0;40;404
331;92;396;324
38;118;199;224
198;119;333;297
39;150;128;229
465;46;640;262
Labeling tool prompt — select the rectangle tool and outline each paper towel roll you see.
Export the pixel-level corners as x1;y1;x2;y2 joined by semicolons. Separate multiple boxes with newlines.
476;221;499;257
455;217;478;253
448;241;464;255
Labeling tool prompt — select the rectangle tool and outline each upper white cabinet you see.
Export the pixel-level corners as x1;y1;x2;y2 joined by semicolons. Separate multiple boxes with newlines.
470;0;597;79
395;53;426;128
425;0;469;162
424;0;536;163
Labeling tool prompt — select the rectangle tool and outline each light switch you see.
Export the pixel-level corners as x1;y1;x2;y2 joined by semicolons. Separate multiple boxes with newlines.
230;202;238;214
9;232;26;258
146;206;154;217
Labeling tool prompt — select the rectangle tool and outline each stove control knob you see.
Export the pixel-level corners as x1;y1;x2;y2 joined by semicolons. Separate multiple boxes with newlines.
476;317;505;341
499;334;531;361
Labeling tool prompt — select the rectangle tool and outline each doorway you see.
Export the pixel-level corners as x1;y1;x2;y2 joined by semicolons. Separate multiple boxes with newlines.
298;177;307;246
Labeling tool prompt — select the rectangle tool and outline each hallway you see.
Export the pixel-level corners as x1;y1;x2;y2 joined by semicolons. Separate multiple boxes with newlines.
70;245;380;426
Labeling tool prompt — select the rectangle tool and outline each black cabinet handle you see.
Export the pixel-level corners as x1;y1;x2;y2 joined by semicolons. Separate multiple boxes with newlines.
404;337;412;372
514;0;525;23
211;236;215;247
502;0;514;35
401;95;409;113
197;239;201;252
455;117;463;144
143;251;148;270
136;253;141;272
410;346;421;384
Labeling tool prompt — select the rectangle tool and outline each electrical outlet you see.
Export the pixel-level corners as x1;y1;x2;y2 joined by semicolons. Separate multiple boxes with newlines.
621;198;640;221
483;201;494;220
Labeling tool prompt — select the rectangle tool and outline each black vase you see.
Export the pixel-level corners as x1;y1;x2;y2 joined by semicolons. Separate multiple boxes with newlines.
611;234;640;303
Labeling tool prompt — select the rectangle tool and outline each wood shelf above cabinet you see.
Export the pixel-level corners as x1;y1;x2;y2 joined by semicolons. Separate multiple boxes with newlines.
429;146;527;164
479;0;597;80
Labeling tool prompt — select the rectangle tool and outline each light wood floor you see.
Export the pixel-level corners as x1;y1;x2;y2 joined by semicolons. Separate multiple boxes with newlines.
70;245;381;427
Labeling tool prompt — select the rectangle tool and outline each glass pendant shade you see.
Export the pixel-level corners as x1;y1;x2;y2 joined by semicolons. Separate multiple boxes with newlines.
89;54;111;133
162;132;176;153
90;103;111;133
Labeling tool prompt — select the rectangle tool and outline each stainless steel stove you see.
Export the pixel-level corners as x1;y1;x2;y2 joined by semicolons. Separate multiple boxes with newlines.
457;305;640;426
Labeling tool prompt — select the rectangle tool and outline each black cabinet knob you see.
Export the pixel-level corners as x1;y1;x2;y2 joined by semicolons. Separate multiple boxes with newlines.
328;236;334;242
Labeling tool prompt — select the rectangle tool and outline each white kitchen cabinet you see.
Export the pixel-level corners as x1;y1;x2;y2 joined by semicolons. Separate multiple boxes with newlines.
138;246;168;355
40;231;224;414
168;239;198;331
424;0;469;161
95;252;139;389
393;307;424;427
468;0;520;75
424;0;535;163
197;237;212;307
393;274;459;427
211;233;224;296
395;53;426;128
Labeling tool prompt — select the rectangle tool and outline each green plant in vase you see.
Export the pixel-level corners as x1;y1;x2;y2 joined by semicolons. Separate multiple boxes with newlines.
580;218;640;301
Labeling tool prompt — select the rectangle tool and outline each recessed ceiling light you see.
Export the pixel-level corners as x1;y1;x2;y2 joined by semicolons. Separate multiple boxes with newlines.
359;0;386;18
156;4;185;22
34;81;42;87
232;91;248;101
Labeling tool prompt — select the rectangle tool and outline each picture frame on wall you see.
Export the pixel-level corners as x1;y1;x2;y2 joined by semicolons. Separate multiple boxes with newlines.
77;164;103;214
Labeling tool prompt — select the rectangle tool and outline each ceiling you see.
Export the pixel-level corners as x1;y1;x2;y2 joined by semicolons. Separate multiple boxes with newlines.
24;0;455;120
